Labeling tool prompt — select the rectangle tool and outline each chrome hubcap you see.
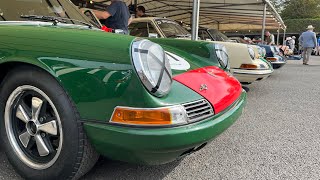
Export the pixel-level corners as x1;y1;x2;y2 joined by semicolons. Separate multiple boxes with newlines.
5;85;63;169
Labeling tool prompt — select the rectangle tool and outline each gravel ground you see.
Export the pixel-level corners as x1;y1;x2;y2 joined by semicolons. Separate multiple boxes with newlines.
1;57;320;180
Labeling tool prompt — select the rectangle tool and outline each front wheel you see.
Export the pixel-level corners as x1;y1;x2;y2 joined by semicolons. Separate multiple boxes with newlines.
0;66;99;180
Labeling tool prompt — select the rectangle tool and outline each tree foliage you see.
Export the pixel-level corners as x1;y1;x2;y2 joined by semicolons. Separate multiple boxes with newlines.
269;0;288;12
280;0;320;19
284;18;320;33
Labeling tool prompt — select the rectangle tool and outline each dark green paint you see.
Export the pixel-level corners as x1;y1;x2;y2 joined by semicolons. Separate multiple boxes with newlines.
84;91;247;165
0;24;201;121
0;23;245;165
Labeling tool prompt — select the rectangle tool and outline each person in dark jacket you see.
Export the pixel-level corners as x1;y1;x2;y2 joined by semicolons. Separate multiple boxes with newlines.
92;0;132;34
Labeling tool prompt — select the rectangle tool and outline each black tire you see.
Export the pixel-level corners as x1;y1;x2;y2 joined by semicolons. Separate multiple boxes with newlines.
0;65;99;180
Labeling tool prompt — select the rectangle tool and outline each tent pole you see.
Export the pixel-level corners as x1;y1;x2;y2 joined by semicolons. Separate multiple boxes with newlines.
191;0;200;41
134;0;137;17
261;3;267;43
283;29;286;45
277;27;280;45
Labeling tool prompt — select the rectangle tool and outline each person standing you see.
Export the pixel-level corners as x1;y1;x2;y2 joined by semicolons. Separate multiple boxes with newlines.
291;36;297;53
136;6;147;17
265;31;275;45
92;0;132;34
299;25;317;65
316;36;320;56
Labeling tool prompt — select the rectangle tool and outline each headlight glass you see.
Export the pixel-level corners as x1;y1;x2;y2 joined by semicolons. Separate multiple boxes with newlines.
257;47;266;58
270;46;275;54
132;39;172;97
214;44;229;69
247;46;255;60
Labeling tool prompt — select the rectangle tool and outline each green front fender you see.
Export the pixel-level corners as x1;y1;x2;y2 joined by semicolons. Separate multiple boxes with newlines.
0;25;202;122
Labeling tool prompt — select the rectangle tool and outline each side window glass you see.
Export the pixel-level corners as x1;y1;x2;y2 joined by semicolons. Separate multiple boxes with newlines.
198;30;211;41
147;23;159;38
129;22;149;37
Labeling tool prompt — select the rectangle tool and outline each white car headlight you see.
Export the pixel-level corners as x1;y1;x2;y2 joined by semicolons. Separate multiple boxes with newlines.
132;39;172;97
248;46;255;60
258;46;266;57
214;44;229;69
270;46;275;54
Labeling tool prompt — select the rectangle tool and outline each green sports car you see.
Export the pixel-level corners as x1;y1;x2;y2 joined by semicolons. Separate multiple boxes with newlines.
0;0;246;179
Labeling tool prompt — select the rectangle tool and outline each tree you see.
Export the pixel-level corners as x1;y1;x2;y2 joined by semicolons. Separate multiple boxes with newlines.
269;0;288;12
280;0;320;19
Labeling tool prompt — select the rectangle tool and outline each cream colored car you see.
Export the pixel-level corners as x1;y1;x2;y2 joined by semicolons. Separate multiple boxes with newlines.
129;17;273;84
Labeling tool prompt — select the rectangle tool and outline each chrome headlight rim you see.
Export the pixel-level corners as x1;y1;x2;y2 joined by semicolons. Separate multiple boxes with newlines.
214;44;229;69
131;39;173;97
247;46;255;60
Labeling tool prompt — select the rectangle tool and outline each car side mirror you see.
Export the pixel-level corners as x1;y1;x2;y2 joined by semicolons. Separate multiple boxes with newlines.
149;33;158;38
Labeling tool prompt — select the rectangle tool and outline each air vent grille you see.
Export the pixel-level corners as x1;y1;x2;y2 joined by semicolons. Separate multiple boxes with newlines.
182;99;214;122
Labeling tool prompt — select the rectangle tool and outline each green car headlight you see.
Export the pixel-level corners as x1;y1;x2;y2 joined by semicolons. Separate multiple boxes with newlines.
132;39;173;97
214;44;229;69
247;46;255;60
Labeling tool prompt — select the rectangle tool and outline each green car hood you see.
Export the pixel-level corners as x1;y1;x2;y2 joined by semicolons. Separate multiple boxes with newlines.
148;38;222;76
0;23;203;121
0;23;135;65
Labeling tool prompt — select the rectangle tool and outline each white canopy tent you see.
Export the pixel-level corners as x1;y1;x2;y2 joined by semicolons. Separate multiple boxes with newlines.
91;0;286;42
134;0;285;29
133;0;286;41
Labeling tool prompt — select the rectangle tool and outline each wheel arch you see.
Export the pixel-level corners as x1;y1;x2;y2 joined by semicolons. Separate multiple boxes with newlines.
0;60;66;90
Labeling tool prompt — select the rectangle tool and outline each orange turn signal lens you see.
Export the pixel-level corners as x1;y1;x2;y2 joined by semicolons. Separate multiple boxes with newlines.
266;57;278;61
240;64;258;69
110;106;187;126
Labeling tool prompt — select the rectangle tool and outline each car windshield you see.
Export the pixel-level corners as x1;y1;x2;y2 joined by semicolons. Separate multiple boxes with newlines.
155;19;191;38
0;0;98;28
208;29;230;41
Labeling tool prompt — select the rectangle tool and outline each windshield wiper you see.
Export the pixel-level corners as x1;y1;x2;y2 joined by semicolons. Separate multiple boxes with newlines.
175;34;191;38
20;15;93;28
0;12;6;21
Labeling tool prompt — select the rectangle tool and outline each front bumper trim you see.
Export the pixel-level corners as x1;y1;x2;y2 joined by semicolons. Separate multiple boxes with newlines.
84;91;247;165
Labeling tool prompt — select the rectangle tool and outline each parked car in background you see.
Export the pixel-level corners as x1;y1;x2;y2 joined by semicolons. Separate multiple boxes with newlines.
0;1;247;179
129;18;273;84
197;27;273;84
258;45;287;69
229;37;251;44
227;36;286;69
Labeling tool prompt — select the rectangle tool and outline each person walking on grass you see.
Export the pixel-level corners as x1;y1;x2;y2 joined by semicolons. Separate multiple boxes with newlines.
299;25;317;65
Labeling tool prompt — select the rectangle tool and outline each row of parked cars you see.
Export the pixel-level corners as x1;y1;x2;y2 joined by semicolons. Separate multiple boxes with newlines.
0;1;287;179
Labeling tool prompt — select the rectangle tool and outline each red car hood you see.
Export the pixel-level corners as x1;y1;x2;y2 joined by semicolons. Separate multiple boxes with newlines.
174;66;242;114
